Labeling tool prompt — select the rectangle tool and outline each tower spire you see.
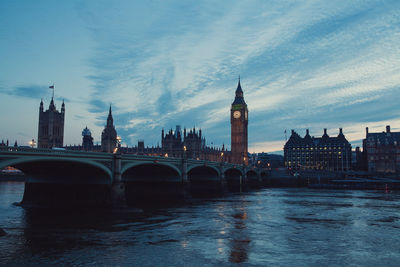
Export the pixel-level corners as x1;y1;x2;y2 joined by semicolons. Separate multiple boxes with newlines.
107;104;113;126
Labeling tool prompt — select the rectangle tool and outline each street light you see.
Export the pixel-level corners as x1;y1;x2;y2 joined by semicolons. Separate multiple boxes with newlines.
29;139;36;148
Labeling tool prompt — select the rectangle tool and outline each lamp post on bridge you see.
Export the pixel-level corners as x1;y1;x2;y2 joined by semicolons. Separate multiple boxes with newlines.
29;139;36;148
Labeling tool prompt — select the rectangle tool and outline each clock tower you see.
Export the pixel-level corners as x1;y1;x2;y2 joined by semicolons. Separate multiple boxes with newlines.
231;77;248;165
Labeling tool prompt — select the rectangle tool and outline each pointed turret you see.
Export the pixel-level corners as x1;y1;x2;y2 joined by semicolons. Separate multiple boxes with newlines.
101;105;117;153
236;76;243;97
232;76;246;105
107;105;113;126
61;99;65;113
49;96;56;111
40;99;44;112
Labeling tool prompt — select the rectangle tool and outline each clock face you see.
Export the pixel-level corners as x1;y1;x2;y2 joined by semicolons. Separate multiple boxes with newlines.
233;111;241;119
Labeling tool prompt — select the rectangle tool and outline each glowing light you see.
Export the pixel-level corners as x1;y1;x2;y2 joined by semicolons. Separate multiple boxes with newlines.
183;145;187;152
165;153;168;157
28;139;36;148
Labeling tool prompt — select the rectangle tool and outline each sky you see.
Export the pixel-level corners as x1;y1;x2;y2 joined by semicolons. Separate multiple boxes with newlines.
1;0;399;153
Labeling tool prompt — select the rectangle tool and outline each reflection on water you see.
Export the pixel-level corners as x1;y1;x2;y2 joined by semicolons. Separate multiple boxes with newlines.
1;182;400;265
229;207;250;263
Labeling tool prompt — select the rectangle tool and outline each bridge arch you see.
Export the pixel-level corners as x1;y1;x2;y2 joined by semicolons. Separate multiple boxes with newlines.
246;169;260;188
246;169;258;177
187;165;222;195
0;157;113;184
224;167;245;192
187;165;220;177
122;162;184;203
121;161;182;177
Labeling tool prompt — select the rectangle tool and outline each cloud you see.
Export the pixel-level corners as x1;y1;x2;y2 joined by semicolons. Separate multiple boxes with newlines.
39;0;400;150
0;85;48;99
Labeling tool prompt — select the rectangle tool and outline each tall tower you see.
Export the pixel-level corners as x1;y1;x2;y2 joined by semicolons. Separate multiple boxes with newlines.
37;97;65;148
230;77;248;165
101;105;117;153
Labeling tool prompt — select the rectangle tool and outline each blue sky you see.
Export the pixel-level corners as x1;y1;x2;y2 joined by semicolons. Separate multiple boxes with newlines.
1;0;399;153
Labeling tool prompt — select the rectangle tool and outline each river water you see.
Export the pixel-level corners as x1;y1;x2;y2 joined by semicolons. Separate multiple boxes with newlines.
1;182;400;266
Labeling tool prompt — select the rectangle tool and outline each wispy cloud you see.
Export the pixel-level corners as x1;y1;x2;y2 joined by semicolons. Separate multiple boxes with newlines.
78;1;400;151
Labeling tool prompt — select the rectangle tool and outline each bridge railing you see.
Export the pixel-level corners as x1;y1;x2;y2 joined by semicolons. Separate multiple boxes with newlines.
0;147;257;170
0;146;113;157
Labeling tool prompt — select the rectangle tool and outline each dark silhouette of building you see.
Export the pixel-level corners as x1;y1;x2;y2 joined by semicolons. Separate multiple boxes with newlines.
82;126;94;151
161;125;227;161
284;128;352;171
252;152;284;168
101;105;118;153
231;77;248;165
362;125;400;174
37;98;65;148
0;140;9;147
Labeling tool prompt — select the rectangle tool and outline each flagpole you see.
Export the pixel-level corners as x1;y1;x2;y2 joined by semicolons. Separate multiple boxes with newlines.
49;84;55;99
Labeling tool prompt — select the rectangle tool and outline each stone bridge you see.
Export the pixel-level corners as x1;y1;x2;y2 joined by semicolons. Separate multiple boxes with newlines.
0;147;268;207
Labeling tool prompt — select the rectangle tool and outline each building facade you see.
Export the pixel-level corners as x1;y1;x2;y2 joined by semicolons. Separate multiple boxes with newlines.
230;78;248;165
284;128;352;171
37;98;65;148
101;106;118;153
161;126;227;161
363;126;400;174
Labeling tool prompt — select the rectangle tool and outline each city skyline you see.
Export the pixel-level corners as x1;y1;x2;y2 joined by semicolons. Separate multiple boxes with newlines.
1;1;400;153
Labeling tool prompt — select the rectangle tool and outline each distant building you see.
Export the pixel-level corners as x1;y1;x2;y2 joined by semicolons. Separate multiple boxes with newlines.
363;126;400;174
101;105;118;153
82;127;94;151
37;98;65;148
0;140;9;147
284;128;352;171
161;126;227;161
253;152;284;168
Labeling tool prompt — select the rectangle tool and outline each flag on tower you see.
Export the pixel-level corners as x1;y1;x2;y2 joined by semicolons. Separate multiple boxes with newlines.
49;85;54;89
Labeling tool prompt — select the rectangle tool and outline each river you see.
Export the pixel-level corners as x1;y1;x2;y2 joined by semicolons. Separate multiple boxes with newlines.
1;182;400;266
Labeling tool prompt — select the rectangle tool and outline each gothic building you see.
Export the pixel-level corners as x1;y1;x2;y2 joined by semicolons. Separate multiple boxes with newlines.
284;128;352;171
37;97;65;148
231;78;248;165
161;126;226;161
82;127;94;151
101;105;118;153
362;126;400;173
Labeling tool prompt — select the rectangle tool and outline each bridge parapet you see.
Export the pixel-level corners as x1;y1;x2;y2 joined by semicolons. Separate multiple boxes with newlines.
0;146;114;158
